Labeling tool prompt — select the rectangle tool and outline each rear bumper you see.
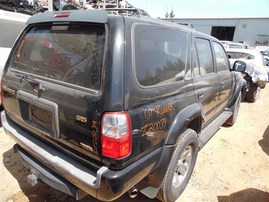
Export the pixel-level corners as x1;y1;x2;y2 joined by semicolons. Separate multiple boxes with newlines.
1;110;161;201
13;143;89;200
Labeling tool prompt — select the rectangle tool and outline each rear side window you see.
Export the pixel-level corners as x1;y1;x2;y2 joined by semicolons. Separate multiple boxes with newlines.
134;25;188;86
195;38;214;75
12;24;105;90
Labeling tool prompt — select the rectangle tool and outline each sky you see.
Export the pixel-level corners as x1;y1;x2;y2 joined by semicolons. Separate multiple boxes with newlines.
127;0;269;18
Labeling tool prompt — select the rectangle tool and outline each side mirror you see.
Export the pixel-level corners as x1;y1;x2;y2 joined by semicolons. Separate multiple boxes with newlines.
231;60;246;72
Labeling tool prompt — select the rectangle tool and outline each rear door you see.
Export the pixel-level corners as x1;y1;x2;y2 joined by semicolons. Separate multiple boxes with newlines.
125;23;195;158
2;22;106;161
192;37;220;124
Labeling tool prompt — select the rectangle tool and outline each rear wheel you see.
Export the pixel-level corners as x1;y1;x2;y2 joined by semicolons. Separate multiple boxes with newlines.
245;84;260;103
159;129;198;202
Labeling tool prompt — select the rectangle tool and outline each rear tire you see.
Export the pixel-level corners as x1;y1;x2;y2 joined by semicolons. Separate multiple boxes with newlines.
160;129;198;202
245;84;260;103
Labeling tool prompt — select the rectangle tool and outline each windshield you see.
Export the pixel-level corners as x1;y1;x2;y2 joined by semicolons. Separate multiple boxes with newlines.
12;23;105;90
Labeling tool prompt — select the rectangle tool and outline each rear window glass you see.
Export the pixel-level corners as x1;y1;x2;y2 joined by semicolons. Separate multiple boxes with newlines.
134;25;188;86
12;24;105;90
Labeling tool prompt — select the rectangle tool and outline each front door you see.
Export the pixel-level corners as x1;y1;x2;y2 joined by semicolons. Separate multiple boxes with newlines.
212;41;233;114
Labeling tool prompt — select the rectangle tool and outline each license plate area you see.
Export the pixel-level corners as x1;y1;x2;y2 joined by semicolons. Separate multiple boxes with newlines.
29;104;53;132
17;90;59;138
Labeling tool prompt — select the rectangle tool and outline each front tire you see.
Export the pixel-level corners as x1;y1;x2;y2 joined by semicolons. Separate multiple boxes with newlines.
245;84;260;103
160;129;198;202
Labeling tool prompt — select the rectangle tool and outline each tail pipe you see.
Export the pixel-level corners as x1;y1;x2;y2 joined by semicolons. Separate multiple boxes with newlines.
128;187;138;198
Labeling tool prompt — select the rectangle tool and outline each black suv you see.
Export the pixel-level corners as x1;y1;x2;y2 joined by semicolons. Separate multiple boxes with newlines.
1;9;246;202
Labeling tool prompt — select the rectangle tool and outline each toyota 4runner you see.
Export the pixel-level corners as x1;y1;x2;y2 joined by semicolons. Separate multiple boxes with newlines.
1;8;246;202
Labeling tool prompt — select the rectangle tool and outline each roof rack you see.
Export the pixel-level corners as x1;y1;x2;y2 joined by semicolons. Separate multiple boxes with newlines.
105;8;150;17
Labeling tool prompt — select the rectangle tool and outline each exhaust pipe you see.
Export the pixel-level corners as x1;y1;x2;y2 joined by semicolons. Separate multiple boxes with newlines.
128;187;138;198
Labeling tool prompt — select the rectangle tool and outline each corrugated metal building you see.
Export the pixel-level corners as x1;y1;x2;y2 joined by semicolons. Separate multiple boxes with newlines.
164;17;269;47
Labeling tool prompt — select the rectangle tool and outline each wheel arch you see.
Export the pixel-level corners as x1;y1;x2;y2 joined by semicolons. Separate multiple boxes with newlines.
137;104;203;198
228;77;246;108
165;103;203;145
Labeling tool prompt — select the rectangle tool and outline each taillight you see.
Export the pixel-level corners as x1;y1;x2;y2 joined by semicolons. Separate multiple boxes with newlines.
101;112;132;159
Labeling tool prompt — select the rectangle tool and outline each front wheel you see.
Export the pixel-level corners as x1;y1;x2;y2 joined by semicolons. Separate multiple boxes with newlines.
159;129;198;202
245;84;260;103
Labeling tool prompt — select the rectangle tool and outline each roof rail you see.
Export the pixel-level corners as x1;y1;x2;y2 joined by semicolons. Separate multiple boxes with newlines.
105;8;151;18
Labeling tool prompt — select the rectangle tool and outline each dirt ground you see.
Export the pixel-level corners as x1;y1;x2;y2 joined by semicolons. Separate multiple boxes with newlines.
1;86;269;202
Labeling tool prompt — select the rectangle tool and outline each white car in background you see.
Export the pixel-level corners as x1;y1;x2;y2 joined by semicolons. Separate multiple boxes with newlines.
253;46;269;65
0;47;11;109
0;47;11;75
226;48;268;102
221;40;249;49
0;9;30;108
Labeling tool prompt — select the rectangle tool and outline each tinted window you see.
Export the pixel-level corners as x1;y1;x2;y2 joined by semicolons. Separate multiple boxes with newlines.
192;46;201;78
195;38;214;75
213;42;230;71
134;25;188;86
12;24;105;90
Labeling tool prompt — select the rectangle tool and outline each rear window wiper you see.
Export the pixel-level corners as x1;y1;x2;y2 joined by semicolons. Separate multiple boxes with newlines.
15;73;46;97
16;73;39;85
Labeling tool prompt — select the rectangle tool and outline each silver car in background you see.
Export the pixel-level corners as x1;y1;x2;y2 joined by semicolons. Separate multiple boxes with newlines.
226;48;268;102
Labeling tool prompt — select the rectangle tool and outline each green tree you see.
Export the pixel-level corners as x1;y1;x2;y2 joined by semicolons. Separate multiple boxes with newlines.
165;9;175;18
169;9;175;18
165;12;169;18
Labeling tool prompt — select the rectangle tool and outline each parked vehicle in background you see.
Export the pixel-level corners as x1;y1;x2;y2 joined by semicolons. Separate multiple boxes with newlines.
0;9;30;109
0;47;11;74
0;0;35;14
0;9;30;48
1;8;246;202
34;0;49;11
220;40;249;49
226;48;268;102
0;0;134;14
0;47;11;109
253;46;269;66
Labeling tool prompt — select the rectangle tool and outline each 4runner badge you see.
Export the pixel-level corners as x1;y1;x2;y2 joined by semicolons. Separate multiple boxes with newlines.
80;142;93;152
75;115;87;123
